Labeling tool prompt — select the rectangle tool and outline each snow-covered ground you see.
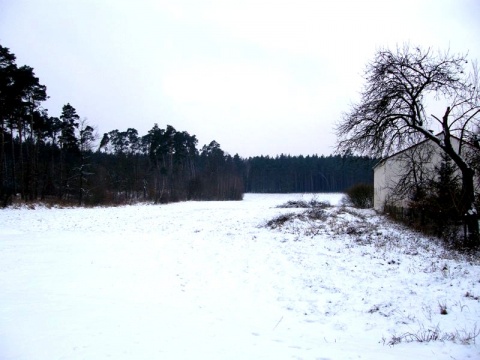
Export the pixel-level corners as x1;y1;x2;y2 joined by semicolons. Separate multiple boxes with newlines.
0;193;479;360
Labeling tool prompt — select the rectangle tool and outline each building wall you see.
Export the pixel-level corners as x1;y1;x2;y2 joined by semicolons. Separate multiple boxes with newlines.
373;160;389;211
373;137;467;212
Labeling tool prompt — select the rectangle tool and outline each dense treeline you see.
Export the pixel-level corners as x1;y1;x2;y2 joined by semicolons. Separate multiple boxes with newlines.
0;44;244;205
245;154;376;193
1;43;375;207
94;128;245;203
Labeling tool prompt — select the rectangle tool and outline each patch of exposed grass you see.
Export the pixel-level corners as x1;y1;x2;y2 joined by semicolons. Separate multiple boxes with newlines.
266;213;297;229
383;324;480;346
276;198;331;209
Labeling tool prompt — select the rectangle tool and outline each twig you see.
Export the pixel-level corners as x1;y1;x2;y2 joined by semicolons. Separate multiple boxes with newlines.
273;316;284;330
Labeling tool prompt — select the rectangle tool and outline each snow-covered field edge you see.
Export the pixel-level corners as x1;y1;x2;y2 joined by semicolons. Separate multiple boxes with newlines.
0;193;479;359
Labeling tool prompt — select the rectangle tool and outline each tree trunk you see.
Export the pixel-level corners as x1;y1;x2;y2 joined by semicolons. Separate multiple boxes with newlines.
461;167;479;246
441;108;479;246
0;118;4;189
17;120;25;200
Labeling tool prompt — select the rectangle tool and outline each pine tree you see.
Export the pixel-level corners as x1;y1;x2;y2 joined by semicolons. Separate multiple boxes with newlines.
429;153;462;240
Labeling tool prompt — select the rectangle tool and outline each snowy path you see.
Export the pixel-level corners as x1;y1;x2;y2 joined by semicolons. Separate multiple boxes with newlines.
0;194;479;359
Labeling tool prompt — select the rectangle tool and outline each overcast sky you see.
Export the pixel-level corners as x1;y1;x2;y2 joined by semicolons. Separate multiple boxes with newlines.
1;0;479;157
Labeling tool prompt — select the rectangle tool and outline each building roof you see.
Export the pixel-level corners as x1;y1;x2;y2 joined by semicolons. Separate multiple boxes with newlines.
372;136;433;169
371;131;479;169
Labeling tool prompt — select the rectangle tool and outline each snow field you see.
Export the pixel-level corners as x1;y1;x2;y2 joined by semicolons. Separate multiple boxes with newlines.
0;193;479;359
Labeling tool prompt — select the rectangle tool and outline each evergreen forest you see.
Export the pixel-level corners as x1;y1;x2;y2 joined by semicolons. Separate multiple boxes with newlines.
245;154;375;193
0;44;375;206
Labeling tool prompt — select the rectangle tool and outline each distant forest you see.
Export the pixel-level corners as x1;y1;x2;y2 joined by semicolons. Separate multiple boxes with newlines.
0;44;375;206
245;154;375;193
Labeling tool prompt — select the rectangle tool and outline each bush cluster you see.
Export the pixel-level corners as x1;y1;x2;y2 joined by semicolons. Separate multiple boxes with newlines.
345;183;374;209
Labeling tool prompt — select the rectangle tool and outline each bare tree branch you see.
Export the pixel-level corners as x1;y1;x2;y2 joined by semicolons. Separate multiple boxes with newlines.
335;45;479;244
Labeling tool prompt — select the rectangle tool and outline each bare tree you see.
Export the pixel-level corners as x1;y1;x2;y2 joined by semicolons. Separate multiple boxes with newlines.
336;45;480;245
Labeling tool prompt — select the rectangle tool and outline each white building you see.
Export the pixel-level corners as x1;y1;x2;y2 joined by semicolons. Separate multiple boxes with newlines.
373;135;477;212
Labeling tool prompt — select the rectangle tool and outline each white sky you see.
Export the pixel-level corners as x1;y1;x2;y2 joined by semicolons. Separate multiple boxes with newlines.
1;0;479;157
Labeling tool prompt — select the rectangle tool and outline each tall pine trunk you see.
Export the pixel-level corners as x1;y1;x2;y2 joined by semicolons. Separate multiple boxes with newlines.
0;118;4;190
